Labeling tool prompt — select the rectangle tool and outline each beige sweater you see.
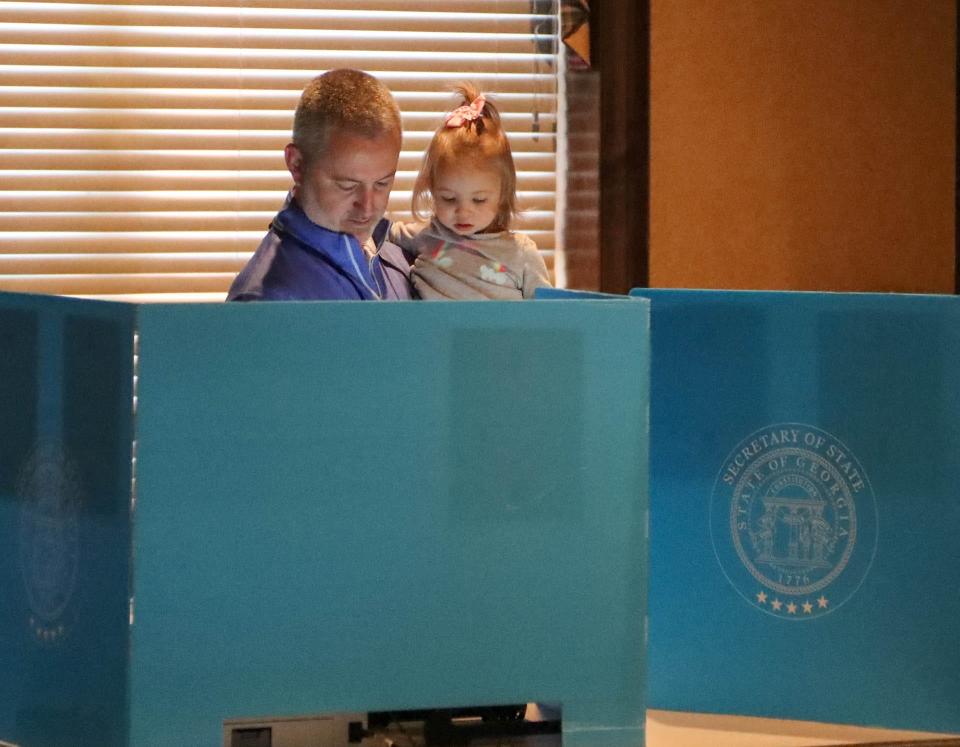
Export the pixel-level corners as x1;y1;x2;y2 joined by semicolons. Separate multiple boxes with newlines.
388;218;552;300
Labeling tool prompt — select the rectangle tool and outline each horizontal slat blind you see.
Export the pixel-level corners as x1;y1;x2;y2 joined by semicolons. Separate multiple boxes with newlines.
0;0;559;301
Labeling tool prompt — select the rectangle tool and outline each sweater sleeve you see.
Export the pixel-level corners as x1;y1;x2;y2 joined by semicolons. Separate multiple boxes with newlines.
517;234;553;299
386;220;431;256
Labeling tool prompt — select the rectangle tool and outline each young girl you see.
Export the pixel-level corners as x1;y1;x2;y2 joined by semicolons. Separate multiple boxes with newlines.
389;84;552;300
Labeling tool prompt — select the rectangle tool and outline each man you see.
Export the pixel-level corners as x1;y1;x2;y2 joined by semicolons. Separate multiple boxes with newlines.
227;69;413;301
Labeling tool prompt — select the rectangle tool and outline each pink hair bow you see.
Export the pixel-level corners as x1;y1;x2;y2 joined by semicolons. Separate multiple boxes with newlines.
444;94;486;128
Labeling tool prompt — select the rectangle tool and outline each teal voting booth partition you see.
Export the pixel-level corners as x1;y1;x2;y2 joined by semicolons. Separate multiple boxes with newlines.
0;292;135;747
627;289;960;734
0;291;650;747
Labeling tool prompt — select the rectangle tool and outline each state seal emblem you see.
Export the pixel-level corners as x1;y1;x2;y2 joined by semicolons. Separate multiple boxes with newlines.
710;424;878;619
17;441;81;643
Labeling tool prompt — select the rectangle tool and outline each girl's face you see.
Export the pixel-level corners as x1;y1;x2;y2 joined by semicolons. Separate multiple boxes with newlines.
432;163;501;236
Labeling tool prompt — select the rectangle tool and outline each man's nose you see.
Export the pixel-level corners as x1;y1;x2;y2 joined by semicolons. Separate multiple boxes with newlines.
354;187;375;213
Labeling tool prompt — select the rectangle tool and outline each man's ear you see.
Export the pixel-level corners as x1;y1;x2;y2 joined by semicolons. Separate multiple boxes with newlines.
284;143;303;185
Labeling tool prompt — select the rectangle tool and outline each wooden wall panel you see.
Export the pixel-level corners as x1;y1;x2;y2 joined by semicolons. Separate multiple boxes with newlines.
563;69;602;291
593;0;650;293
649;0;956;293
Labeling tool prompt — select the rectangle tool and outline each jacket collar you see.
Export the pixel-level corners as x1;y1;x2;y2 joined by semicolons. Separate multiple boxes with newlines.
272;193;387;299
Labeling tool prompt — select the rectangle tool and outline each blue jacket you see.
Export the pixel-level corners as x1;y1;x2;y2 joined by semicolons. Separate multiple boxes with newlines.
227;195;414;301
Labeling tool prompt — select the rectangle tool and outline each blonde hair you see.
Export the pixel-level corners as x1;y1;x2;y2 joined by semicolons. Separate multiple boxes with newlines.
411;83;518;232
292;69;402;165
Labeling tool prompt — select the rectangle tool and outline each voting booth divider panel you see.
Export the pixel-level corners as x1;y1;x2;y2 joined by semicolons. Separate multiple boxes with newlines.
0;292;650;747
629;288;960;735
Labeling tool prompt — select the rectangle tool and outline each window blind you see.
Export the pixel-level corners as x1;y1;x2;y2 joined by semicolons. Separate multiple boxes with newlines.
0;0;560;301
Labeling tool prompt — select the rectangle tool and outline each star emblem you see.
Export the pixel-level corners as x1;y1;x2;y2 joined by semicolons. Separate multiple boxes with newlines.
771;598;782;611
786;602;798;614
802;601;813;614
756;591;768;604
817;595;829;609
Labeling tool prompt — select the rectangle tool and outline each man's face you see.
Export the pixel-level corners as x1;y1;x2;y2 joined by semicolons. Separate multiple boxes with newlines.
285;128;400;242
